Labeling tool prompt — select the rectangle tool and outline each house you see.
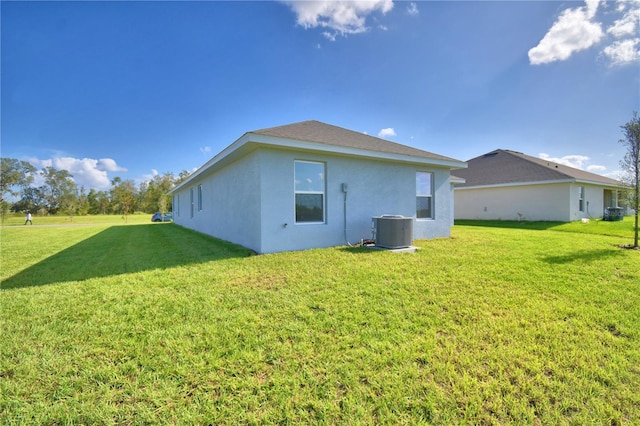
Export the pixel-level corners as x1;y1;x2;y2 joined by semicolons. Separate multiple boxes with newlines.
169;120;467;253
454;149;623;222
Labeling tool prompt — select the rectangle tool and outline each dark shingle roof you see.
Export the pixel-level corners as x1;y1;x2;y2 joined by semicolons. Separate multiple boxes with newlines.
250;120;461;164
455;149;621;188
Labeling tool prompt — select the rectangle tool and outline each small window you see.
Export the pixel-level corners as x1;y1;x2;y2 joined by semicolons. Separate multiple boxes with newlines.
295;161;325;223
416;172;434;219
190;187;195;218
197;184;203;211
578;186;584;212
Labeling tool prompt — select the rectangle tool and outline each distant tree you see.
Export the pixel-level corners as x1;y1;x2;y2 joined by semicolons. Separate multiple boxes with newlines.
38;167;77;215
619;112;640;248
11;186;47;214
176;169;191;185
76;186;90;216
150;172;176;213
110;177;138;219
87;189;111;214
0;158;36;219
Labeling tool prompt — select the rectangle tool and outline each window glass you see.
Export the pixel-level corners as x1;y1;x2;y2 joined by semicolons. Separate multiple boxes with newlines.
190;187;194;218
416;172;432;196
416;172;433;219
295;161;324;192
295;161;325;223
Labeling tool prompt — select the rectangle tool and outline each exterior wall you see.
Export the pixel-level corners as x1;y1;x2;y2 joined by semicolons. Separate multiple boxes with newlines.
455;183;571;221
174;147;456;254
455;182;611;222
256;148;454;253
172;151;262;252
571;183;607;220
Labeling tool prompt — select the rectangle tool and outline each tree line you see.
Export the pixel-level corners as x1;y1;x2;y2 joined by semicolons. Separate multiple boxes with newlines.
1;157;190;219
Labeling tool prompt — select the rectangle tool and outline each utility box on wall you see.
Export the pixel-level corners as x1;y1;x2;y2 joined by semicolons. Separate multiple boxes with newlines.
374;215;413;249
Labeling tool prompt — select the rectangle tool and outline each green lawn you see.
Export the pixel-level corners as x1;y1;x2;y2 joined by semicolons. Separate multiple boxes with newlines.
1;218;638;424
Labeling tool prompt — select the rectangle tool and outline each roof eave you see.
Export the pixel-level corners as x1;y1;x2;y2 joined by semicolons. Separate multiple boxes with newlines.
170;133;467;193
455;178;622;190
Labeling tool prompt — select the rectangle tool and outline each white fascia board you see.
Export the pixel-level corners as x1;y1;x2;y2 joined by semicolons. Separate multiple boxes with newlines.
455;178;622;192
169;132;254;194
455;179;572;190
573;178;622;189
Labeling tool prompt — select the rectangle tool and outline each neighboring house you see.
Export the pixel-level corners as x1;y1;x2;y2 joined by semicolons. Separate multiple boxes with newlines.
169;120;467;253
454;149;623;222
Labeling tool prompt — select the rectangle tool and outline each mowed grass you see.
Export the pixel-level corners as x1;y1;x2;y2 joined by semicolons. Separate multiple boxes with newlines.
1;219;639;424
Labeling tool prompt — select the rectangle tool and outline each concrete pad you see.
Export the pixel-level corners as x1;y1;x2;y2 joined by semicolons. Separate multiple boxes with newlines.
367;245;419;253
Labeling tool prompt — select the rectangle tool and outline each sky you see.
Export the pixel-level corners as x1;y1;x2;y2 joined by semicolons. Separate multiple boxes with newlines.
2;0;639;191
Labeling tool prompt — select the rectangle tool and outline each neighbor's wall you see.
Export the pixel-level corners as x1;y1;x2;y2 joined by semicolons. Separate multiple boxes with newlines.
172;151;262;252
257;148;454;253
454;183;571;222
569;183;607;221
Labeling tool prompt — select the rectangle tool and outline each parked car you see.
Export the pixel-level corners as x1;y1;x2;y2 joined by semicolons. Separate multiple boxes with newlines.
151;212;172;222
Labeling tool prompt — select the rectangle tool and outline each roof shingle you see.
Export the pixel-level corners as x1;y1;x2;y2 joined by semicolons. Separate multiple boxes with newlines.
455;149;621;187
251;120;461;163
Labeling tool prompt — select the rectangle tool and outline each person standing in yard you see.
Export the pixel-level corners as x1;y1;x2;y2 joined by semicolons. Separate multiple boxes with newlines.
24;212;32;225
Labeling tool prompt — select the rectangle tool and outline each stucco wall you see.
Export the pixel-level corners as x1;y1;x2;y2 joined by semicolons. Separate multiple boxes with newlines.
454;183;571;221
172;151;262;252
455;182;610;222
174;147;454;253
257;148;453;253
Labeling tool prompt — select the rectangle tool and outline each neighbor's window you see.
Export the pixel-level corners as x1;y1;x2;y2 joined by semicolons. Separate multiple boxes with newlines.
295;160;325;223
416;172;434;219
197;184;203;211
578;186;584;212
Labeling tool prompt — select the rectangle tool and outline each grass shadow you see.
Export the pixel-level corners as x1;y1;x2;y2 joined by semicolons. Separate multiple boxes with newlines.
455;220;565;230
540;248;625;264
1;224;252;290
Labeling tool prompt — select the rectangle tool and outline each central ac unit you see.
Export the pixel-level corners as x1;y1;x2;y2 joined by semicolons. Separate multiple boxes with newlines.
373;215;413;249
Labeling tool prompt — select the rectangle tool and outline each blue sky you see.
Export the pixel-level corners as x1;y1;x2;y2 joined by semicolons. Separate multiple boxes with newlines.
2;0;639;191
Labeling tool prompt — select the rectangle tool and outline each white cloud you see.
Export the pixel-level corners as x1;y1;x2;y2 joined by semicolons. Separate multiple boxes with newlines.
539;153;591;169
140;169;159;184
29;156;127;191
607;3;640;37
200;146;212;155
529;0;640;66
586;164;606;172
378;128;396;139
407;2;419;17
282;0;393;40
603;38;640;65
538;153;609;176
96;158;127;172
528;0;604;65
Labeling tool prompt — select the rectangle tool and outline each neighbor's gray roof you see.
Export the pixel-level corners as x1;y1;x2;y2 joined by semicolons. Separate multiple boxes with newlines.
455;149;621;188
250;120;462;164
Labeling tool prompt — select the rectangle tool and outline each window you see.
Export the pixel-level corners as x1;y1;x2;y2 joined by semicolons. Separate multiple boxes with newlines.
295;161;325;223
190;187;194;218
416;172;434;219
197;184;203;211
578;186;584;212
173;195;179;216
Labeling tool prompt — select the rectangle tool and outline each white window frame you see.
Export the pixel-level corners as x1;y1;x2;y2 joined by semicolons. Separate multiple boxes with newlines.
578;186;585;212
197;184;203;211
294;160;326;224
416;171;434;220
190;187;195;218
